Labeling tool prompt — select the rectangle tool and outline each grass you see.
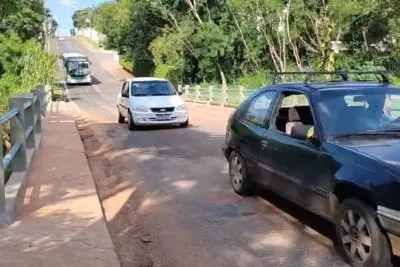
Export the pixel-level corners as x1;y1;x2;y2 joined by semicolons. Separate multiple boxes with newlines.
52;84;64;101
119;56;133;74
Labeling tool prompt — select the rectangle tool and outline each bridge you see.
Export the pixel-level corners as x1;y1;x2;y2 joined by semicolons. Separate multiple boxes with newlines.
0;38;351;267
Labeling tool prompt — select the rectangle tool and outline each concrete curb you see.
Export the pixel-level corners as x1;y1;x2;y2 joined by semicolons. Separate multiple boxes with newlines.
0;101;121;266
0;97;61;228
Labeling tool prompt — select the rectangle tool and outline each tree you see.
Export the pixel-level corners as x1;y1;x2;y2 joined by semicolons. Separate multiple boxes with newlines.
72;8;93;29
92;0;132;51
0;0;45;41
75;0;400;85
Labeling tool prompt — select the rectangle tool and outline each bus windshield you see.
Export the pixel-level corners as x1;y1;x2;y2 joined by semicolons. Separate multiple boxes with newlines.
65;57;90;77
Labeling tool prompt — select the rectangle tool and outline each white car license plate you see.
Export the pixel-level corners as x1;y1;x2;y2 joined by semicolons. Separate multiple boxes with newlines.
156;114;171;120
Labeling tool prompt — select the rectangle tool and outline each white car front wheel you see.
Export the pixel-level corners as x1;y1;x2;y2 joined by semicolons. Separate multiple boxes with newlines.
127;111;135;131
180;119;189;128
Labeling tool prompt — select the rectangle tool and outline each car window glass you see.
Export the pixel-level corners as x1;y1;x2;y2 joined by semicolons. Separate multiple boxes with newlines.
316;88;400;136
121;82;126;94
281;94;309;107
245;91;275;126
273;92;315;138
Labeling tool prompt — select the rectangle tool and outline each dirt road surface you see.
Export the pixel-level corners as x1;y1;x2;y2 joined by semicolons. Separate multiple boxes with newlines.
56;37;351;267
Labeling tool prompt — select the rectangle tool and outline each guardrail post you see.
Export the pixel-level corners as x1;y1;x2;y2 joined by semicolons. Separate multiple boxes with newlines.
184;85;190;100
208;86;214;105
195;85;201;103
9;96;28;172
178;85;183;98
25;94;36;151
0;129;5;223
35;85;46;117
43;85;52;116
31;89;43;146
239;86;245;103
220;85;228;107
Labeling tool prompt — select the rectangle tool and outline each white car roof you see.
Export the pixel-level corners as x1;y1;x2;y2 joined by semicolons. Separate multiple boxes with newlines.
129;77;169;82
63;52;87;58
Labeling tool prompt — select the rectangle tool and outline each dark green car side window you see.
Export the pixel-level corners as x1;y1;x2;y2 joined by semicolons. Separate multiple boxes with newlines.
245;91;275;126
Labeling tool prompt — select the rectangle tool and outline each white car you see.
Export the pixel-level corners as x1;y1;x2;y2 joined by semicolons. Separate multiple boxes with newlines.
58;37;65;41
117;77;189;130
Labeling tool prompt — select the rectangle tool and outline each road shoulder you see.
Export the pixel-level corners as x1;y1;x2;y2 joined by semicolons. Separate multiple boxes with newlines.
0;101;120;267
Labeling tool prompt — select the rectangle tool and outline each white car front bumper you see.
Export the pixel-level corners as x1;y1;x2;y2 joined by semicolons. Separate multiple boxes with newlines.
131;110;188;125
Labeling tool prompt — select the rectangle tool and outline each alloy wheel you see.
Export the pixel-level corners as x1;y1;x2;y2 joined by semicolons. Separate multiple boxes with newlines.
340;209;372;263
230;155;243;187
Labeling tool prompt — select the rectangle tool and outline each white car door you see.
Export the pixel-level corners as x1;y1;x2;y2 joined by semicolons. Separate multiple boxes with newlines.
118;81;129;117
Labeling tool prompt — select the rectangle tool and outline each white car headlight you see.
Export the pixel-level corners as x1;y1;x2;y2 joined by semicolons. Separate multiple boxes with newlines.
132;105;149;112
176;104;187;111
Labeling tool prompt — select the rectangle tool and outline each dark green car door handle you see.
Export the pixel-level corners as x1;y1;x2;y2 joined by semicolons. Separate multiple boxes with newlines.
261;140;269;148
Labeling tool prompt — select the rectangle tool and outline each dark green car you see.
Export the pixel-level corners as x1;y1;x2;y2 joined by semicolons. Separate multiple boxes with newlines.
222;71;400;267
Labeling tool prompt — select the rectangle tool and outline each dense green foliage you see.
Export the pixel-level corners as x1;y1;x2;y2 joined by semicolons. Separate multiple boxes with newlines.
75;0;400;87
72;8;93;29
1;0;44;41
0;0;57;114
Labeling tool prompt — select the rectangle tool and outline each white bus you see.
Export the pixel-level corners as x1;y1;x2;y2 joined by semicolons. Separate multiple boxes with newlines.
62;53;92;85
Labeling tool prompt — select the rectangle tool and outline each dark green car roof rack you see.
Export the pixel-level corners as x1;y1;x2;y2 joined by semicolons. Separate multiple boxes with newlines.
270;70;390;85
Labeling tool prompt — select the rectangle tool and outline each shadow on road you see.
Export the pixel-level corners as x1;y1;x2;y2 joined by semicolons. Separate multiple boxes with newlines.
90;76;102;85
127;123;195;131
258;186;337;244
71;113;363;267
0;110;119;267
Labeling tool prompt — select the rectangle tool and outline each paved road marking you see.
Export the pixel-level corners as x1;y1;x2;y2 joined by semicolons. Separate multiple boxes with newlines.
92;84;104;96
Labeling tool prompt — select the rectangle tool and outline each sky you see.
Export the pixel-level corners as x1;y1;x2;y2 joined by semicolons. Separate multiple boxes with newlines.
47;0;105;35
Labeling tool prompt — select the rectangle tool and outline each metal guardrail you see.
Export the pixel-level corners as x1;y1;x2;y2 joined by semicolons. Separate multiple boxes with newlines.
0;85;52;226
178;85;258;107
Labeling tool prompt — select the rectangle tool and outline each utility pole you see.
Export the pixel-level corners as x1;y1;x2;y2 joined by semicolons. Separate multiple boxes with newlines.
42;0;50;51
86;17;92;50
86;4;96;51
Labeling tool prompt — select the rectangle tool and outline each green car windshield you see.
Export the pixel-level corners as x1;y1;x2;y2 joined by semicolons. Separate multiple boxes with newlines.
315;87;400;136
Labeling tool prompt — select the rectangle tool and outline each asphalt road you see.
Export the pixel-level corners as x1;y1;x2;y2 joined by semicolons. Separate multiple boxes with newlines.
55;37;350;267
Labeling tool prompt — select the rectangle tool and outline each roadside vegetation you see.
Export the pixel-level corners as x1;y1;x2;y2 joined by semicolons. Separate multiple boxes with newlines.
72;0;400;88
0;0;58;114
0;0;58;171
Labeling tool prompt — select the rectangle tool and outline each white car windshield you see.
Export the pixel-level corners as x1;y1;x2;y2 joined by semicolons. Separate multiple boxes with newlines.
131;81;176;96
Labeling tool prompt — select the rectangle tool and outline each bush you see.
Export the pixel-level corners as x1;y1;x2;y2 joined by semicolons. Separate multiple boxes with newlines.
119;54;132;72
153;64;181;88
119;54;154;77
234;72;272;90
0;33;57;156
0;34;57;114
